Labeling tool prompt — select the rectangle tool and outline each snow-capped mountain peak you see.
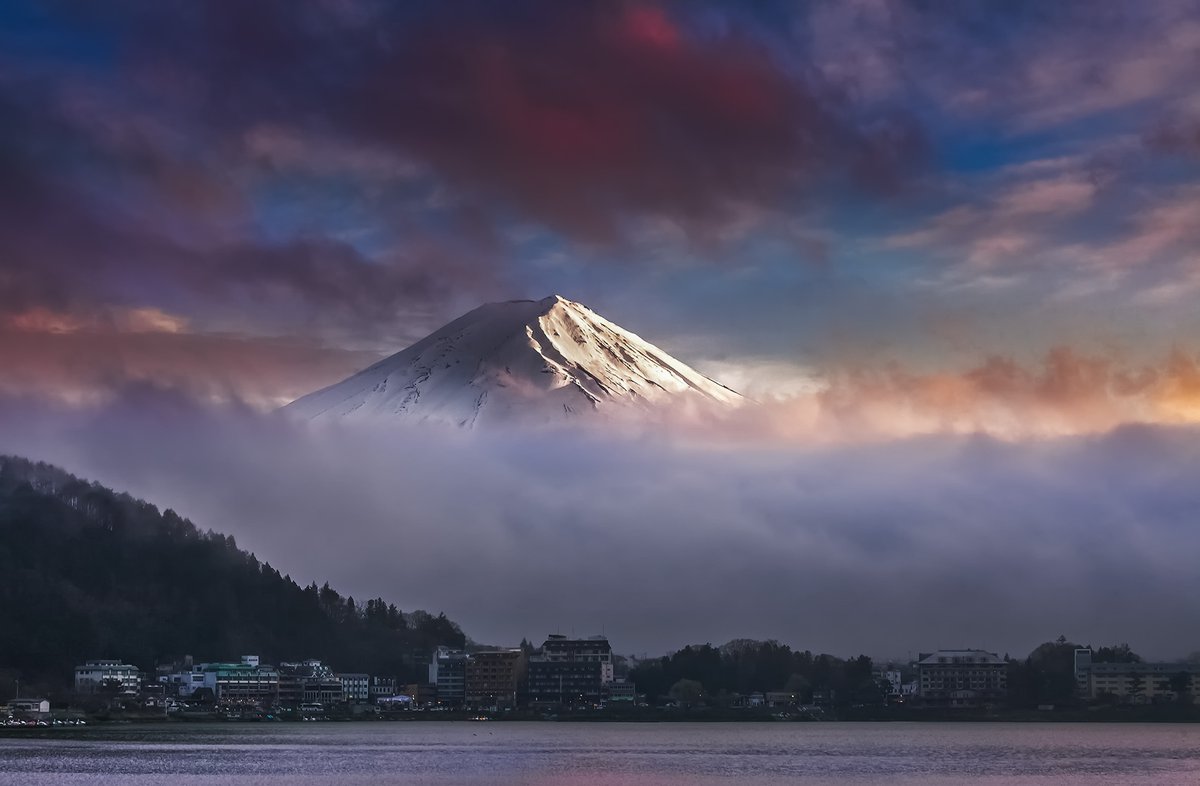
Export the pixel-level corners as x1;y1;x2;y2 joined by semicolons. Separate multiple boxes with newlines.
283;295;743;427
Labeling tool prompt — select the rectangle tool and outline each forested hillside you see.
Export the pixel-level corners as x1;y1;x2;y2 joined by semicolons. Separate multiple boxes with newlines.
0;456;465;693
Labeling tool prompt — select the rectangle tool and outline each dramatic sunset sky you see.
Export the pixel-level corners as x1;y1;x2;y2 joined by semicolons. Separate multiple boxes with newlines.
4;2;1200;656
3;0;1199;434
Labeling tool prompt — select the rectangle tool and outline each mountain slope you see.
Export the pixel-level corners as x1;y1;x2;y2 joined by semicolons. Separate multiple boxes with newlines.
284;295;742;426
0;456;466;692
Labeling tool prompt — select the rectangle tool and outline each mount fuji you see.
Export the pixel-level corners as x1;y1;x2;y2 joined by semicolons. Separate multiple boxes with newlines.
283;295;743;427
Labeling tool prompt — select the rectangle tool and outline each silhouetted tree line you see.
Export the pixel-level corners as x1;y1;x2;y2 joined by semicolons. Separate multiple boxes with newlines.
628;639;883;706
1006;635;1150;708
630;635;1181;710
0;456;466;695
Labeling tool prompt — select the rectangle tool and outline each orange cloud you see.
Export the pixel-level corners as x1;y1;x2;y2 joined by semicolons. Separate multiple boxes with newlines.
1156;350;1200;421
7;306;190;336
7;307;91;335
807;348;1200;440
679;347;1200;445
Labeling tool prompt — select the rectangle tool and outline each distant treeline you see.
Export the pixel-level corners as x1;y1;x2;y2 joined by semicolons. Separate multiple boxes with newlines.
629;640;881;706
1008;637;1145;707
628;636;1162;709
0;456;466;696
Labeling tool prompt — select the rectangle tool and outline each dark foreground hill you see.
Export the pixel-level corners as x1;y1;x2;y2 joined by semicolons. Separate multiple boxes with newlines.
0;455;465;694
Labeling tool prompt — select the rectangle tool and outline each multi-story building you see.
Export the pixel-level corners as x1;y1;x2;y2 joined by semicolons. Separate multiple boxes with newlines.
1073;648;1093;697
875;669;903;697
339;673;370;704
278;660;343;707
429;647;467;706
916;649;1007;707
196;656;279;706
1084;660;1200;704
369;676;398;702
74;660;141;694
160;669;208;697
526;634;613;707
540;635;614;684
605;679;637;703
527;659;602;707
157;656;205;698
465;649;527;708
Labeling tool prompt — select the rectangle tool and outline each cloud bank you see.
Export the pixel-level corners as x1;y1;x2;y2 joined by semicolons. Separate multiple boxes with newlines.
3;391;1198;660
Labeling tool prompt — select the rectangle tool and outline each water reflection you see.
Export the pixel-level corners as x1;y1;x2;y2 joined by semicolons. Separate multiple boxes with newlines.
3;722;1200;785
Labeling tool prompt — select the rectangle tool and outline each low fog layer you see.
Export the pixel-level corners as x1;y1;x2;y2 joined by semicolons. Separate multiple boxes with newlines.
3;388;1198;660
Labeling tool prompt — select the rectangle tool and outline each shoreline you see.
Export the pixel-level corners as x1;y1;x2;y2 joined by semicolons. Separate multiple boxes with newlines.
7;704;1200;729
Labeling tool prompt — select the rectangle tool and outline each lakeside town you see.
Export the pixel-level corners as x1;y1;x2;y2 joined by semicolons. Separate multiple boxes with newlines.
7;635;1200;727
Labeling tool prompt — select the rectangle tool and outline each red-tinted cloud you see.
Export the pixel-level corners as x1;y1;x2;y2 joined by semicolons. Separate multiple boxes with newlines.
351;3;924;240
64;1;923;243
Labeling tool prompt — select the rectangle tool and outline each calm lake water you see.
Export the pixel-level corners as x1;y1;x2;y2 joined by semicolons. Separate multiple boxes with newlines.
2;721;1200;785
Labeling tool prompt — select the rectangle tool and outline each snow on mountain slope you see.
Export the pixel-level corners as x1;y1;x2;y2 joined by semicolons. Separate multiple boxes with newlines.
283;295;743;427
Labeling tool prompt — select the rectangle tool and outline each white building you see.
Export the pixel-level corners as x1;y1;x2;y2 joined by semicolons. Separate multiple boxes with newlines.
369;676;397;702
159;669;207;697
7;698;50;715
339;673;370;703
74;660;141;694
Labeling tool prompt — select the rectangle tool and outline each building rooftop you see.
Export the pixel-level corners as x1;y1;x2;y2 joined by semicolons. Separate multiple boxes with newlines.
917;649;1005;665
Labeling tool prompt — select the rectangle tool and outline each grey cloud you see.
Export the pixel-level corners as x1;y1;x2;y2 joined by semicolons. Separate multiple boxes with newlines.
1;392;1198;659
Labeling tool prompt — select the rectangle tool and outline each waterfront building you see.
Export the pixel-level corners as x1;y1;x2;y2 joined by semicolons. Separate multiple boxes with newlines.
338;673;370;704
6;698;50;715
465;649;527;708
429;647;467;706
916;649;1007;707
74;660;141;694
159;669;206;697
540;635;614;684
527;659;603;707
369;676;398;702
278;660;343;707
196;656;279;705
1085;660;1200;703
1073;648;1093;697
875;669;903;697
606;679;637;703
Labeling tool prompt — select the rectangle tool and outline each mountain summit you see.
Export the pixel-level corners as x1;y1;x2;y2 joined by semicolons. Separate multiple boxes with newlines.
284;295;742;427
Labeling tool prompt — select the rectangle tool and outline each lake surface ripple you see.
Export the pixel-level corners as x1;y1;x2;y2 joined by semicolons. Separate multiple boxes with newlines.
3;721;1199;785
